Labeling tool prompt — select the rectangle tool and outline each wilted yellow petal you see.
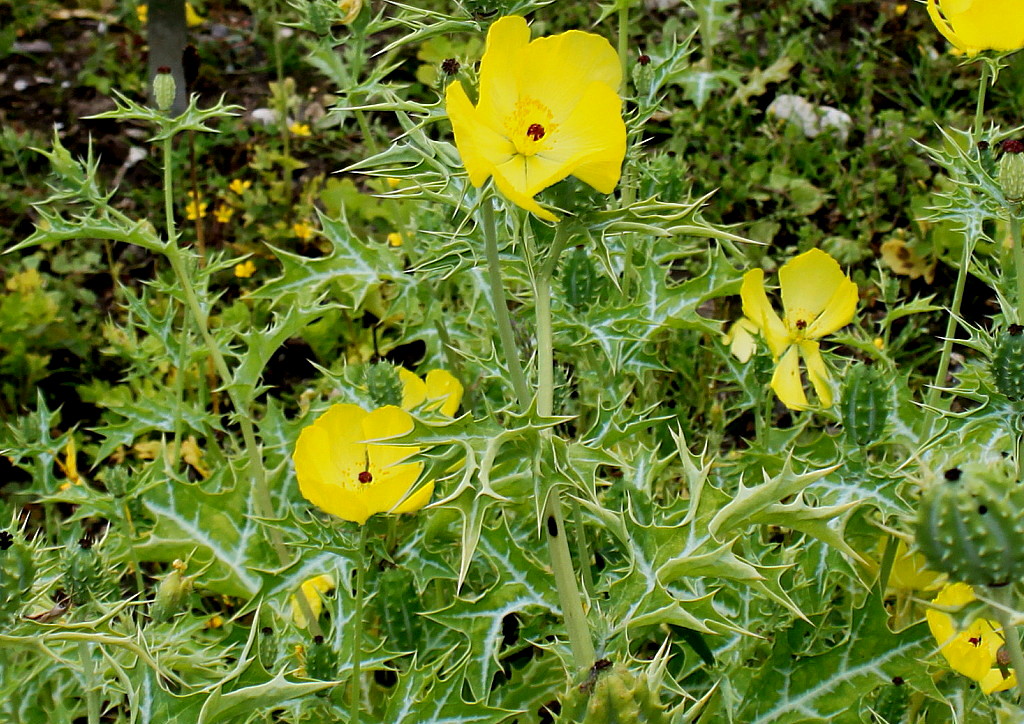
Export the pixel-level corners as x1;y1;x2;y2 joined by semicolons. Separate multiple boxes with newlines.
723;318;758;363
291;574;336;628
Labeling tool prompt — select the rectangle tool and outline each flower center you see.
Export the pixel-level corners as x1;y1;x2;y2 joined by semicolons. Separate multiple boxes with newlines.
358;470;373;484
795;318;807;331
506;97;557;157
969;636;982;647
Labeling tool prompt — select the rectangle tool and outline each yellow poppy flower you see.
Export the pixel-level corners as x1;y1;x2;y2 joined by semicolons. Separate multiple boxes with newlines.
445;15;626;222
229;179;252;195
293;405;431;525
291;574;335;628
927;0;1024;56
398;368;463;417
926;582;1017;694
740;249;857;410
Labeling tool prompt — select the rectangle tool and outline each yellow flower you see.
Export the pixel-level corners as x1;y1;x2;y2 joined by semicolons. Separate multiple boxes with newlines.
229;179;252;195
136;3;205;27
880;237;935;283
289;122;311;137
927;0;1024;57
291;574;335;628
293;221;314;240
339;0;362;24
445;15;626;222
398;368;463;417
234;260;257;278
723;317;759;363
185;193;208;220
214;204;234;224
387;231;404;247
887;540;944;592
293;405;431;525
740;249;857;410
927;582;1017;694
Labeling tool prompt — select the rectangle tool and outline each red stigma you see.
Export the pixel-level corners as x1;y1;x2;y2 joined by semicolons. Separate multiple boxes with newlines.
969;636;982;647
527;123;545;141
358;471;373;484
795;319;808;331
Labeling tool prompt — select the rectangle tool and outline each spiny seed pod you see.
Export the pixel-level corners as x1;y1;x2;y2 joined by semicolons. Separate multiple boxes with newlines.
562;245;601;312
915;461;1024;587
559;661;669;724
259;626;278;670
840;363;892;447
992;324;1024;401
870;677;908;723
152;67;176;113
365;362;403;408
151;560;193;622
305;634;337;681
378;567;422;650
62;538;112;606
0;530;35;621
999;139;1024;203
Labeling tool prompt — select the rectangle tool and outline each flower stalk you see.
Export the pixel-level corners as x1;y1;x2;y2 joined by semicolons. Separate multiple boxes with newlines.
988;585;1024;702
350;524;367;723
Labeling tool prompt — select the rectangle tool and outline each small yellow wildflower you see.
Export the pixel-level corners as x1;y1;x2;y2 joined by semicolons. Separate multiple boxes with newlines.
894;4;908;16
293;221;314;241
228;179;252;195
214;204;234;224
234;260;257;279
387;232;404;248
185;192;208;221
57;437;81;491
386;177;402;189
289;122;312;137
206;615;225;629
927;582;1017;694
338;0;362;24
180;436;210;479
873;337;885;351
445;16;626;222
291;574;336;628
740;249;858;410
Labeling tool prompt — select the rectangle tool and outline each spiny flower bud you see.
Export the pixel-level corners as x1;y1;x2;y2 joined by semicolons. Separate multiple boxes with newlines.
305;634;338;681
153;66;177;113
992;324;1024;400
916;459;1024;587
0;530;35;622
62;537;112;606
999;139;1024;203
560;660;669;724
151;559;193;622
365;362;403;408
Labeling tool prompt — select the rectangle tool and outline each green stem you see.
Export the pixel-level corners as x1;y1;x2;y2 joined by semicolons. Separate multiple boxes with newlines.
534;224;595;671
78;640;100;724
1012;215;1024;323
544;492;596;671
350;525;367;724
926;234;972;409
160;138;290;569
121;501;146;596
617;3;629;97
974;61;990;142
989;585;1024;702
481;199;531;407
570;497;597;599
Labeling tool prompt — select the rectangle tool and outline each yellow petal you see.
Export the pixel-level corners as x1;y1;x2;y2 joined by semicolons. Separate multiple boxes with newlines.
363;406;417;470
476;16;532;129
445;81;515;188
518;28;622;123
516;82;625;196
391;480;435;515
491;166;559;221
740;269;790;358
399;367;428;410
366;458;425;517
929;0;1024;55
723;318;759;363
291;574;336;628
799;340;833;407
424;369;463;417
770;344;809;410
981;669;1017;695
778;249;857;339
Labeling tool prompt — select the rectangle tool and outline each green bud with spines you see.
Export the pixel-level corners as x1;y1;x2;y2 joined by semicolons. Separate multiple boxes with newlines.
992;324;1024;401
365;362;403;408
62;537;113;606
151;560;193;622
305;634;337;682
562;245;601;312
840;363;892;447
870;677;909;723
0;530;35;622
152;67;177;113
559;660;669;724
915;460;1024;587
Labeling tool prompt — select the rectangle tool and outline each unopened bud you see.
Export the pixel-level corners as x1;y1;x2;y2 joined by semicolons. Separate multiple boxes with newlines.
153;67;177;113
151;559;193;622
999;139;1024;202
